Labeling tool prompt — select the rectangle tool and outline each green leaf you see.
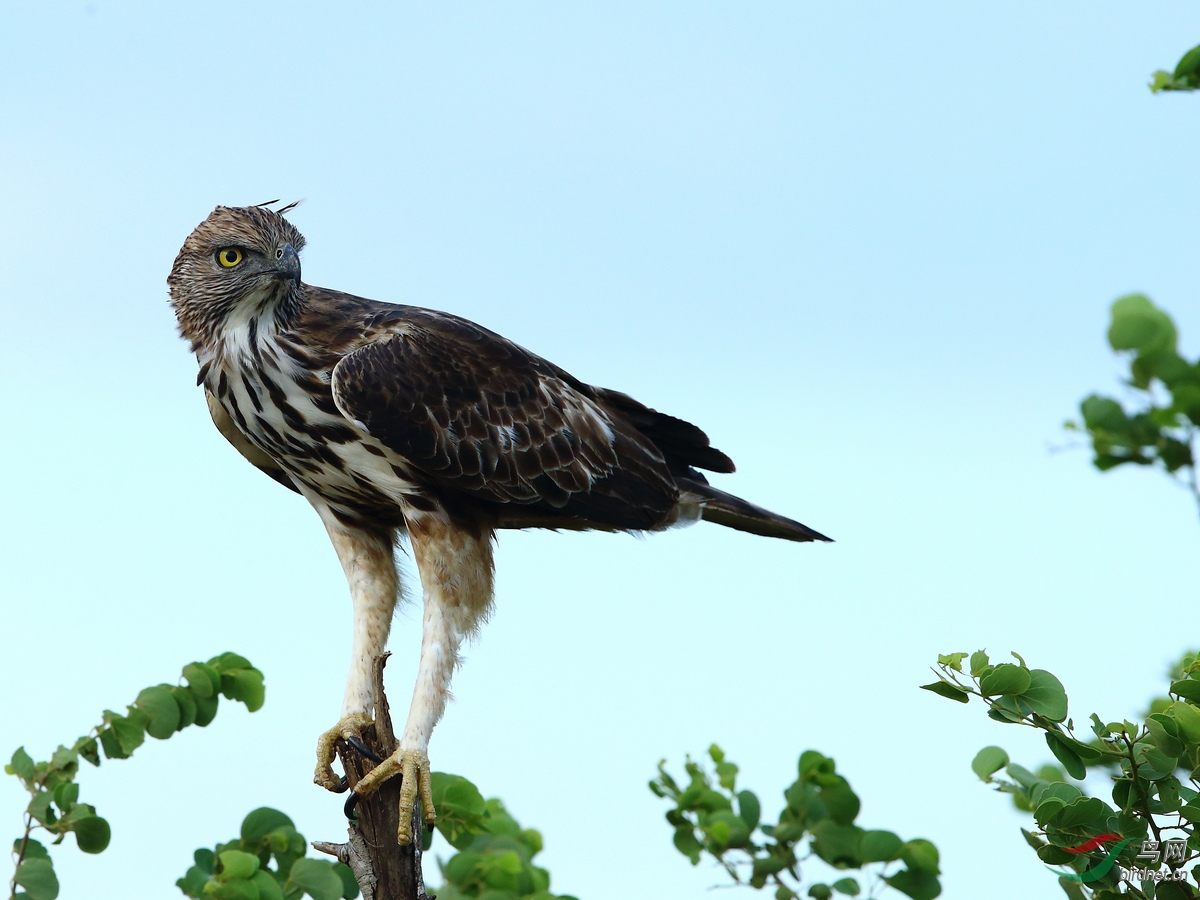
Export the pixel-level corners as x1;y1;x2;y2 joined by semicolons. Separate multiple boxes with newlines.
136;685;182;739
331;862;359;899
971;747;1009;781
53;782;78;813
737;790;761;832
1019;670;1068;722
885;867;940;900
1108;294;1177;355
76;738;100;768
752;856;789;877
9;746;36;782
860;830;903;863
221;669;266;712
1172;701;1200;743
832;878;860;896
183;662;221;698
820;781;860;825
901;839;940;874
1147;713;1184;757
104;710;147;757
1173;680;1200;703
811;821;864;867
176;865;209;898
217;849;261;882
72;814;111;853
172;686;198;730
15;858;59;900
808;886;832;900
937;652;967;672
919;681;969;703
252;870;286;900
979;664;1031;697
209;652;253;672
15;838;50;860
193;692;219;727
707;810;751;848
715;760;738;790
289;858;347;900
1045;733;1086;780
27;792;55;826
241;808;295;844
195;848;216;874
210;881;259;900
969;650;989;677
672;826;703;864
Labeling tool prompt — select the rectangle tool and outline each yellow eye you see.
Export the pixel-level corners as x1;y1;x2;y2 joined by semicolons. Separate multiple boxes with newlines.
217;248;244;268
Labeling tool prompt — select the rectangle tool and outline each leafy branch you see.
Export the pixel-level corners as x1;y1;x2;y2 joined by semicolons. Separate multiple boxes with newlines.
1067;295;1200;519
651;744;941;900
925;650;1200;899
6;652;265;900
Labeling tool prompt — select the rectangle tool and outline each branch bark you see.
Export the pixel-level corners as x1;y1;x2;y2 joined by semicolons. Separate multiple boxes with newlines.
313;653;429;900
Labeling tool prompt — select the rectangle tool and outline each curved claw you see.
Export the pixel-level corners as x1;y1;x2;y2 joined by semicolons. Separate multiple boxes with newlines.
344;791;361;821
331;775;349;794
314;713;375;792
346;734;383;762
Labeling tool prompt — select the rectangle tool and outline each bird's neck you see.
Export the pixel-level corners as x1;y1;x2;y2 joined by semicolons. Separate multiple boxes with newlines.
194;283;306;365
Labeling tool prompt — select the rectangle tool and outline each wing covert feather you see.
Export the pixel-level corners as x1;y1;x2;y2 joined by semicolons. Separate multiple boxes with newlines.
330;314;680;527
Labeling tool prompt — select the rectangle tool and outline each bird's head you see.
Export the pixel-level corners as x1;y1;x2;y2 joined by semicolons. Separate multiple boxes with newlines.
168;203;308;352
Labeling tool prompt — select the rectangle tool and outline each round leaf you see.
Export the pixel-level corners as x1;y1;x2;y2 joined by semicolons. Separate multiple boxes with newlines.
288;858;345;900
241;808;295;844
15;858;59;900
217;850;261;882
252;870;286;900
183;662;220;698
979;664;1031;697
1019;670;1068;722
860;830;903;863
135;686;182;740
72;815;111;854
971;746;1009;781
737;790;761;832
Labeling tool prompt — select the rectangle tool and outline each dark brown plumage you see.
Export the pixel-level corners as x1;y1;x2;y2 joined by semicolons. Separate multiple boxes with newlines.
168;203;830;845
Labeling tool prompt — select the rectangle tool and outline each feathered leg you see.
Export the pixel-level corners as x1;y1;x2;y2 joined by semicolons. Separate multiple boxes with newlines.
310;502;401;792
353;512;494;844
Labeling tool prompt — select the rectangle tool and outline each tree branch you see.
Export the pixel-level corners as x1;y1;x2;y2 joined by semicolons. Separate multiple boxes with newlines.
313;653;429;900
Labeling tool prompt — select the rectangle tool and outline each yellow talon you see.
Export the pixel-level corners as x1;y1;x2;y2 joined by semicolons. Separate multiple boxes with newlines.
354;748;436;845
313;713;375;791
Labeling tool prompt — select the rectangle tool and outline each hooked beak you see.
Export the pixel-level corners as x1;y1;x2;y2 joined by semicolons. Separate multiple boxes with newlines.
273;244;301;284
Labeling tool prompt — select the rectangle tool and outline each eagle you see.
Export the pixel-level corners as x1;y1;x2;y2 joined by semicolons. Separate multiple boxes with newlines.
167;203;830;844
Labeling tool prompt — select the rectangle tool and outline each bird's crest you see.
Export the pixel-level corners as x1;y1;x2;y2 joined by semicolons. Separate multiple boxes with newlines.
254;198;303;215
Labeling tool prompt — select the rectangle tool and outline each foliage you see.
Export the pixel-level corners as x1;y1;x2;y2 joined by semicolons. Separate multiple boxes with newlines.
1067;295;1199;516
650;744;941;900
176;808;357;900
424;772;577;900
6;653;265;900
926;649;1200;898
1151;44;1200;93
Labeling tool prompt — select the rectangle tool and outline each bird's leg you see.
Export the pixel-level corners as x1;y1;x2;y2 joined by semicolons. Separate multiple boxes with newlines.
311;515;400;792
352;514;494;844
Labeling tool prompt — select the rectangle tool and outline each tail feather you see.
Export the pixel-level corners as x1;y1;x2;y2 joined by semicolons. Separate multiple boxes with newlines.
679;477;832;543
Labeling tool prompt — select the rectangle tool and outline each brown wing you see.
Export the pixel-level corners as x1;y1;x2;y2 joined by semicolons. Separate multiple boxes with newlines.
330;312;687;531
205;390;300;494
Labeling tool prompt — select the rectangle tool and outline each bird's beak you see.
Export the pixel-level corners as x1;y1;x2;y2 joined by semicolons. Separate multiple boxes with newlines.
273;244;301;284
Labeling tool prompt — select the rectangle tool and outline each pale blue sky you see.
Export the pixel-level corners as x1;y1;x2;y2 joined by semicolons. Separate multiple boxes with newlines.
3;4;1200;899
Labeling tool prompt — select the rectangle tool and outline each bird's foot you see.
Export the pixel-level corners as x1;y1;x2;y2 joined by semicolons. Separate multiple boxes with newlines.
350;748;436;845
313;713;376;791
